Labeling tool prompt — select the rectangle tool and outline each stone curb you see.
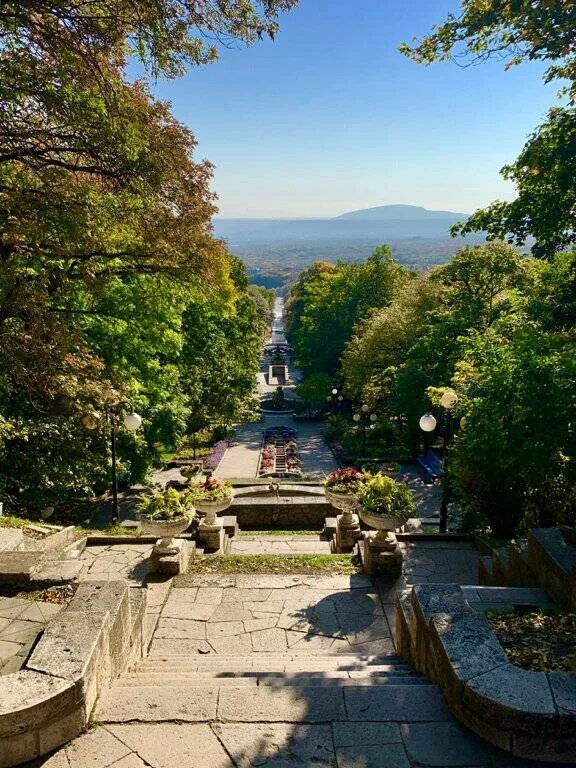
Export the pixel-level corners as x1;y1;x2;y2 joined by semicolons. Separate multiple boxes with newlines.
0;580;146;767
395;583;576;762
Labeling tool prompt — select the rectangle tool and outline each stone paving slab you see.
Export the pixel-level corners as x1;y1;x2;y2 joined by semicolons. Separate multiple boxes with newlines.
0;596;63;676
80;544;152;585
147;577;395;657
218;685;347;722
97;685;219;722
344;685;452;722
213;722;334;766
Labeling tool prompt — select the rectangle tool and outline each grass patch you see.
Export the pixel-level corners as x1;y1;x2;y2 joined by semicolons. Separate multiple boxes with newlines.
487;609;576;672
0;514;35;530
0;513;142;538
184;553;361;576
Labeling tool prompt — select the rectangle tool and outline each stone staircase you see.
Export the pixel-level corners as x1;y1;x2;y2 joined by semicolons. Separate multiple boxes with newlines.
95;574;450;734
97;653;444;727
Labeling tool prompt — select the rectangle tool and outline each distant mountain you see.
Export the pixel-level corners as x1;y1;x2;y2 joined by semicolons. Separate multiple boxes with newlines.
335;204;468;221
213;205;470;244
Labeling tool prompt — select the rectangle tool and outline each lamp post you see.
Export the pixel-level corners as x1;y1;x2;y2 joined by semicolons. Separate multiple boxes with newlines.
83;406;142;523
419;390;458;533
329;388;344;414
353;405;378;458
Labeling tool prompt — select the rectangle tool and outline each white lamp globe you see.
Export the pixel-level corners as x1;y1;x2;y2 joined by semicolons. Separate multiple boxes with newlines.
369;413;378;422
440;390;458;409
361;404;369;413
352;413;361;422
123;412;142;432
338;395;343;402
332;388;338;395
419;413;437;433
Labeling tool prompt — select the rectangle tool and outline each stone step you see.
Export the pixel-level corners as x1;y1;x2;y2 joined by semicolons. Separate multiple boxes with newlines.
115;673;432;688
135;654;407;670
97;682;447;725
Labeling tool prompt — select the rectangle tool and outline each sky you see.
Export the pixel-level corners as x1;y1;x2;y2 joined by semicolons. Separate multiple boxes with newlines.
146;0;559;218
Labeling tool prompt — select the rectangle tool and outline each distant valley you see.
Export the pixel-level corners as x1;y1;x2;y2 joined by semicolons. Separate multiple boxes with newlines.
213;204;485;293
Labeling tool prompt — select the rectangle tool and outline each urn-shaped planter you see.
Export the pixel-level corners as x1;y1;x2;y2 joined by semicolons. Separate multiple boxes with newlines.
140;515;193;548
325;488;359;512
194;496;233;526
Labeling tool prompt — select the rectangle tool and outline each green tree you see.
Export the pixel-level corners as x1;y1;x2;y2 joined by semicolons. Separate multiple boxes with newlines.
286;248;409;375
452;319;576;536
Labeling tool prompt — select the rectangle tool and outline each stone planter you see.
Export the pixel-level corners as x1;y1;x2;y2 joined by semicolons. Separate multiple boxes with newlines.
325;488;358;512
358;507;411;543
357;507;412;575
139;515;192;549
194;496;233;526
325;489;361;553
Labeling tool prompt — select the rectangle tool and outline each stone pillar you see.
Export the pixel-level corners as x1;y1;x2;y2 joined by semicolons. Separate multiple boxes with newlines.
360;530;403;576
150;538;192;575
198;516;225;553
335;510;362;553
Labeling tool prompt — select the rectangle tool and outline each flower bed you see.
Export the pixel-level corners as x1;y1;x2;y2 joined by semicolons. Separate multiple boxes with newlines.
258;427;302;477
203;439;228;471
487;609;576;672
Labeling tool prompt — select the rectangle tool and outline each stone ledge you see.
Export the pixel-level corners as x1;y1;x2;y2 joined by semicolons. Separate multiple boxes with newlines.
0;580;146;767
395;583;576;762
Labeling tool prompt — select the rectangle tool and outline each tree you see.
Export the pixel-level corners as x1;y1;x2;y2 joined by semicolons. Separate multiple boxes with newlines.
294;373;333;413
285;248;409;375
401;1;576;256
451;319;576;536
0;1;297;512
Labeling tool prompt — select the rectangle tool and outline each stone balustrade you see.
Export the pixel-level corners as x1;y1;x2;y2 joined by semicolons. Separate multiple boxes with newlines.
395;583;576;763
0;580;146;767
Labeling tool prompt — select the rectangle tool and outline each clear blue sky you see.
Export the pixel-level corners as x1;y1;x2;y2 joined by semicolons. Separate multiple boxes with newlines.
147;0;558;218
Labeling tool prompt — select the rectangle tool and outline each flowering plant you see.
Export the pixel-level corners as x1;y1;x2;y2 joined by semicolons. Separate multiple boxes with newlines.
203;440;228;471
324;468;365;495
356;473;415;521
188;476;233;502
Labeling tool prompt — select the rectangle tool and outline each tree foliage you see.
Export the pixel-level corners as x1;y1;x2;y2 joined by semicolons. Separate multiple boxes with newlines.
0;1;292;512
285;247;410;375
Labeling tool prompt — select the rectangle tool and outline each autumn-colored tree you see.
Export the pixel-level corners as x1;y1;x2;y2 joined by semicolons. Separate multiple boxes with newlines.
0;1;297;512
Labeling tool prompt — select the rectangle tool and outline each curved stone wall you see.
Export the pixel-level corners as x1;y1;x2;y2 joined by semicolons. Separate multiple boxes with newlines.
395;583;576;763
0;581;146;767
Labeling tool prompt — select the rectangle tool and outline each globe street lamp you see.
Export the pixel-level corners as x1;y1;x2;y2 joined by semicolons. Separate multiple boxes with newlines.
419;391;458;533
82;406;142;523
353;407;378;458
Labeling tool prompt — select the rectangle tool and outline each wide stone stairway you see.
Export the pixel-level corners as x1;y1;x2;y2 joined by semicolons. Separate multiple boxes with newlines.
88;570;515;768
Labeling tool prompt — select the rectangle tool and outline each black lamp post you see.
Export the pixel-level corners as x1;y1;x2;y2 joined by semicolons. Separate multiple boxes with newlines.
83;406;142;523
419;390;458;533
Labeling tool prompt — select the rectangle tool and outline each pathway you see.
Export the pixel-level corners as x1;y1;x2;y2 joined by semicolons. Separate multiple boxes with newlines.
37;539;551;768
216;298;336;480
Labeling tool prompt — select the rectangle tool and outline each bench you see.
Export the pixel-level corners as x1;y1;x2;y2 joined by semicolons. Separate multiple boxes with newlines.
417;449;443;481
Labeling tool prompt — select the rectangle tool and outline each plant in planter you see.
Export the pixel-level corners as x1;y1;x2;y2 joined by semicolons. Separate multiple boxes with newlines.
324;468;365;512
138;488;196;546
180;464;202;481
188;476;234;524
356;473;415;545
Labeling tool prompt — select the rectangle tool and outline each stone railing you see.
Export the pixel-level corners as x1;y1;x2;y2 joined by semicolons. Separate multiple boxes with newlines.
395;583;576;763
0;580;146;767
479;527;576;611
